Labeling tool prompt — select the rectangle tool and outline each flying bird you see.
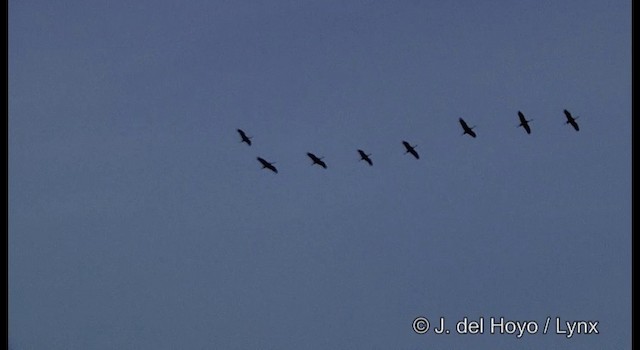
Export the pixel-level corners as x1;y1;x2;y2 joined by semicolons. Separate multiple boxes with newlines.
256;157;277;173
517;111;532;134
563;109;580;131
402;141;420;159
307;152;327;169
459;118;477;138
357;149;373;166
237;129;252;145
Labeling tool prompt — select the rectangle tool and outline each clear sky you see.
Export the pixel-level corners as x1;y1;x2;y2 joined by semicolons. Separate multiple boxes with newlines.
9;1;631;348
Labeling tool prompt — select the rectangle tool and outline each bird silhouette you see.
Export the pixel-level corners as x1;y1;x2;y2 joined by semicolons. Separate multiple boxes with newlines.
402;141;420;159
563;109;580;131
237;129;252;145
357;149;373;166
459;118;477;138
240;107;582;174
517;111;532;134
307;152;327;169
256;157;277;173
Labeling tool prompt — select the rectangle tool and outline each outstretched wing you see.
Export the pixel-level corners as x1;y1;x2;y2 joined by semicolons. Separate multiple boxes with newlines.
517;112;531;134
570;120;580;131
563;110;580;131
237;129;251;145
518;111;526;124
358;149;373;166
402;141;419;159
307;153;327;168
257;157;278;173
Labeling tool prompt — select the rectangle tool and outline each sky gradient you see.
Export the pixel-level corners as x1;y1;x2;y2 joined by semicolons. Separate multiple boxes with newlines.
9;1;631;348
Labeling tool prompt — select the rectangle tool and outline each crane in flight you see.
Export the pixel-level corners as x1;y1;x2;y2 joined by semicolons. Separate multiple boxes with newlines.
517;111;532;134
237;129;252;145
459;118;477;138
307;152;327;169
256;157;277;173
402;141;420;159
563;109;580;131
357;149;373;166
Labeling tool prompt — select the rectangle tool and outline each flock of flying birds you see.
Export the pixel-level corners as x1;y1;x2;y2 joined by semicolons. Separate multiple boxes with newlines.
238;109;581;174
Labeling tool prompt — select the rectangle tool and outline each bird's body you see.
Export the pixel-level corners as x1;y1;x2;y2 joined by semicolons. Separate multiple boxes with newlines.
402;141;420;159
563;109;580;131
237;129;252;145
517;111;532;134
357;149;373;166
459;118;477;138
307;152;327;169
257;157;277;173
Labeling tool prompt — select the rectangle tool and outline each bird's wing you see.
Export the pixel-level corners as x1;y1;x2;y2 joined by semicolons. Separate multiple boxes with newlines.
518;112;526;123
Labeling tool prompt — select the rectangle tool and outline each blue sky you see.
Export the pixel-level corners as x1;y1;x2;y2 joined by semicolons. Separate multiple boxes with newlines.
9;1;630;348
